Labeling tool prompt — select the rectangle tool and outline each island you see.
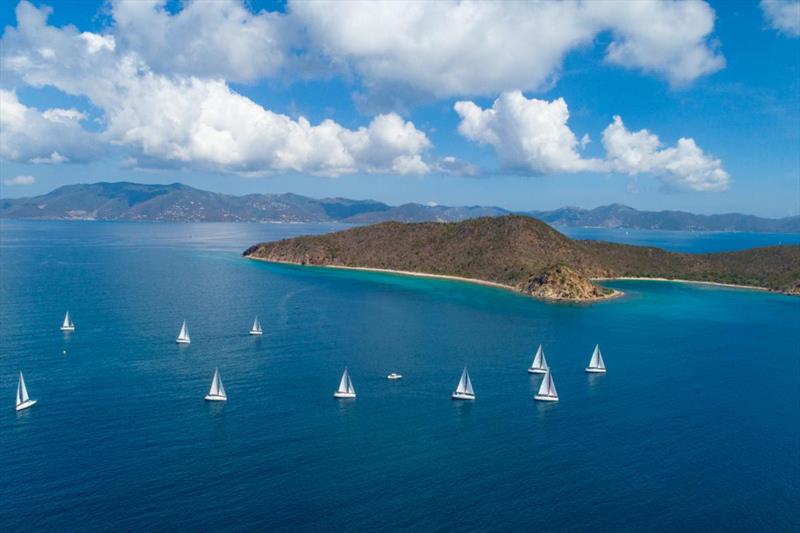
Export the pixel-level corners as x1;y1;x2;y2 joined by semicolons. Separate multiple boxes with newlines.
243;215;800;302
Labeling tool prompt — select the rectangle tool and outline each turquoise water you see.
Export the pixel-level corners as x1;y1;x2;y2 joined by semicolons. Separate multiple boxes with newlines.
1;221;798;531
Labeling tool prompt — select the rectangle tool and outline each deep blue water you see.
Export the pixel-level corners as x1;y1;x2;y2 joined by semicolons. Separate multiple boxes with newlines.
1;221;798;532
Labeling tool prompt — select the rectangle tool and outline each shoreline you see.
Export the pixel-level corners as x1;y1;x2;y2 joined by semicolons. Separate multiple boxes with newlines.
246;257;624;302
592;276;771;292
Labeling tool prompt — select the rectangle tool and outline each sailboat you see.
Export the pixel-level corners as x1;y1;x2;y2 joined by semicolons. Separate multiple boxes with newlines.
60;311;75;332
585;344;607;373
176;320;191;344
452;367;475;400
528;344;548;374
16;372;37;411
204;368;227;401
333;368;356;398
249;316;263;335
534;369;559;402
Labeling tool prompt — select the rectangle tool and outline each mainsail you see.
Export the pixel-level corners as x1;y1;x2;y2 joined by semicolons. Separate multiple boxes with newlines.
456;367;474;395
251;317;261;333
589;344;605;370
531;345;547;370
209;368;226;398
177;320;190;342
338;368;355;395
537;370;557;398
17;372;29;406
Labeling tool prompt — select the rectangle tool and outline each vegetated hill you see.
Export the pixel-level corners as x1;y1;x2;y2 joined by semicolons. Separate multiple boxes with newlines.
2;182;798;231
243;215;800;301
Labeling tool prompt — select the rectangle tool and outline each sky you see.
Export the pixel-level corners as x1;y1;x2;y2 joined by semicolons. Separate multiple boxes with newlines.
0;0;798;217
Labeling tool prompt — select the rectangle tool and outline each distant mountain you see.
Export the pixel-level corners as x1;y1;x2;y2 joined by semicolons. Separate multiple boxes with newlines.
1;182;797;232
243;216;800;300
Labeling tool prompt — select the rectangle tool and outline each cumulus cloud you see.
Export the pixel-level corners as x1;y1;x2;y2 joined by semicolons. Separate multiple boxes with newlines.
455;92;729;192
761;0;800;37
0;89;99;164
291;0;724;106
0;1;430;176
454;91;602;174
601;116;730;191
3;175;36;186
110;0;292;82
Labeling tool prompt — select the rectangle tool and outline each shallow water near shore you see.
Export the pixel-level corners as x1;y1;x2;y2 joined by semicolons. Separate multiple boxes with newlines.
1;221;798;531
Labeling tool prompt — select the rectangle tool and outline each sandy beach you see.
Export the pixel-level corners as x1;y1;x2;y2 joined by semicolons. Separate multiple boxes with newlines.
246;257;624;301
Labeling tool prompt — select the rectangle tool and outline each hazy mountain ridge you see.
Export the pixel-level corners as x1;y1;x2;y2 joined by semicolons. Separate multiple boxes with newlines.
2;182;797;232
243;216;800;300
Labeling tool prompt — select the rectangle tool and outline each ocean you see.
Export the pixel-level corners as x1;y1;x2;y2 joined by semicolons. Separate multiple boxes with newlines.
1;220;798;531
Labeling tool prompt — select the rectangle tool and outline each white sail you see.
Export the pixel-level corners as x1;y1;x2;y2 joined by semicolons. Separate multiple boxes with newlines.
61;311;74;330
251;317;261;333
338;368;353;394
177;320;190;343
537;370;557;398
17;372;28;405
595;346;605;370
456;368;467;394
210;368;226;397
464;370;474;395
334;368;355;397
531;344;548;370
587;344;606;371
205;368;227;400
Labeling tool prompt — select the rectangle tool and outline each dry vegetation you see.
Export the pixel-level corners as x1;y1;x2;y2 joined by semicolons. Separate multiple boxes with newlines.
243;215;800;300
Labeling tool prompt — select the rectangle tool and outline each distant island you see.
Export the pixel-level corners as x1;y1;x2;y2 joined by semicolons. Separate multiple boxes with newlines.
243;216;800;302
2;181;798;232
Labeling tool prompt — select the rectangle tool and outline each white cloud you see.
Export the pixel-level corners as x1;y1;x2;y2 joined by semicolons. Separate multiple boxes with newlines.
3;175;36;186
454;91;602;174
0;1;430;176
601;116;730;191
291;0;724;106
110;0;291;82
455;92;729;192
761;0;800;37
0;89;98;164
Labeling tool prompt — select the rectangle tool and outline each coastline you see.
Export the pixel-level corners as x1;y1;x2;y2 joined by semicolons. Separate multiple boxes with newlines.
246;257;624;302
592;276;771;292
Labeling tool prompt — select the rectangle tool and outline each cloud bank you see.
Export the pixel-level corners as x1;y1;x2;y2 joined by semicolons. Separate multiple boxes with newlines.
0;0;728;189
292;0;723;106
1;1;430;176
455;92;729;191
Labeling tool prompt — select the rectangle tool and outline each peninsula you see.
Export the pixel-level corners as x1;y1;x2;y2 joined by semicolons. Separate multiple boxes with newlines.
243;216;800;302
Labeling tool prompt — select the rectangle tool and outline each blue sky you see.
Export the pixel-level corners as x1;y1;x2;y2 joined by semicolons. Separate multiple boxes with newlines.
0;0;798;217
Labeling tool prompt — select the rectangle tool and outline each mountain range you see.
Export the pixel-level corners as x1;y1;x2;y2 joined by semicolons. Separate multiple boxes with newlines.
2;181;798;232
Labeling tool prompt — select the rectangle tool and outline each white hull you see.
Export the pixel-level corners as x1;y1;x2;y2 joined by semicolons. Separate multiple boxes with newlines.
176;338;190;344
585;367;607;373
60;326;75;332
334;391;356;399
528;368;547;374
204;394;226;401
387;373;402;380
534;394;558;402
249;330;263;336
452;392;475;400
16;399;37;411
